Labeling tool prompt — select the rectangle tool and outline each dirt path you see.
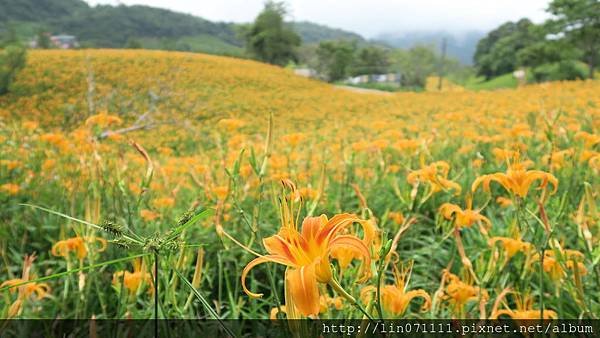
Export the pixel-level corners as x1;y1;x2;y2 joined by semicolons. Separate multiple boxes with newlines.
335;85;392;95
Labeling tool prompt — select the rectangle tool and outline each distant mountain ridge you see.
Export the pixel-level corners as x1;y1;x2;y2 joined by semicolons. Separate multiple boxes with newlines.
291;21;366;44
1;0;482;64
374;30;484;65
0;0;369;56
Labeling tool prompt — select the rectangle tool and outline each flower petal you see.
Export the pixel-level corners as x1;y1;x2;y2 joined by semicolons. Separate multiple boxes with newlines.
285;264;320;317
404;289;432;312
242;255;293;298
316;213;360;245
263;235;297;263
329;235;372;280
301;215;327;242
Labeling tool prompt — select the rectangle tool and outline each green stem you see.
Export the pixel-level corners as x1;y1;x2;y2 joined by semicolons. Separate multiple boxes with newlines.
328;278;374;322
375;262;385;319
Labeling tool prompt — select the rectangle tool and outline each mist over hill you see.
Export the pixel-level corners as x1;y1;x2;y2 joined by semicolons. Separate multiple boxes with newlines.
374;30;484;65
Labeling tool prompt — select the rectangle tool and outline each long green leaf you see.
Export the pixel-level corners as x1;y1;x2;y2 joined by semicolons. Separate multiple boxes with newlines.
174;269;235;337
21;203;143;245
167;208;214;240
0;253;149;292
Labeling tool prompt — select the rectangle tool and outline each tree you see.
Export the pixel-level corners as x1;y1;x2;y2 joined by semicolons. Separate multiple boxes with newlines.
242;1;301;66
516;28;580;68
0;45;27;95
1;25;19;47
546;0;600;79
350;46;390;76
36;30;52;49
390;45;437;88
315;40;356;81
474;19;538;79
125;38;143;49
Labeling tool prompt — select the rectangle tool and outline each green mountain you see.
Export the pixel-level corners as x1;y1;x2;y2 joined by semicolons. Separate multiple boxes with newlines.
291;21;365;44
0;0;88;22
0;0;367;57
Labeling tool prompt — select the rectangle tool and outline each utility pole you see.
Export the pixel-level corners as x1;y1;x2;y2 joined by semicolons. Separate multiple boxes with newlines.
437;37;447;91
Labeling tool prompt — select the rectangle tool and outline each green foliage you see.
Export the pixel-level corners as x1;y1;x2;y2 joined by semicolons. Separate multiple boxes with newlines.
390;45;437;88
35;31;51;49
516;35;580;68
474;19;539;79
0;44;27;95
350;46;390;76
0;25;19;47
465;73;519;91
531;60;588;82
125;38;142;49
0;0;88;22
57;5;239;48
242;1;301;66
313;42;393;82
546;0;600;79
291;21;364;44
0;0;241;54
315;40;357;81
475;0;600;81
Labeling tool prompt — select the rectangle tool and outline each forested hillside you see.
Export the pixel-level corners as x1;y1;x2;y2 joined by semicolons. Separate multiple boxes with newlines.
0;0;367;56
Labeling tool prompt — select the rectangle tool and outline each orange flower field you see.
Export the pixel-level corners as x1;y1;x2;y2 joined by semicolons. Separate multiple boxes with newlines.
0;49;599;321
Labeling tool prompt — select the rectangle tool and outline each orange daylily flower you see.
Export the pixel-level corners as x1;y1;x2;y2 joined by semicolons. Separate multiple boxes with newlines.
542;148;575;170
439;269;488;315
388;212;405;225
439;200;491;230
1;183;20;195
491;293;557;319
533;248;587;282
488;236;531;260
293;187;318;200
1;254;50;318
241;181;372;317
51;236;107;260
112;258;154;295
140;209;160;221
242;213;371;317
439;198;489;274
212;186;229;200
407;160;461;195
282;133;306;146
472;162;558;198
496;196;513;208
85;113;123;128
269;294;345;319
330;218;377;271
319;295;344;313
152;197;175;209
361;263;431;316
492;148;520;163
575;131;600;148
217;118;244;131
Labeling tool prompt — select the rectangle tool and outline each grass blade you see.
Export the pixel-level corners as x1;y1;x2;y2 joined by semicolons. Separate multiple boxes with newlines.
174;269;235;337
0;253;149;292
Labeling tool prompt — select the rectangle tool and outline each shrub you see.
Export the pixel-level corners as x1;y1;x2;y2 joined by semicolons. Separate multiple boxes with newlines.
531;60;587;83
0;45;27;95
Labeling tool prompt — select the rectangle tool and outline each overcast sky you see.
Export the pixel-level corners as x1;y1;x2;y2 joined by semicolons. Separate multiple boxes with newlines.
85;0;551;38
